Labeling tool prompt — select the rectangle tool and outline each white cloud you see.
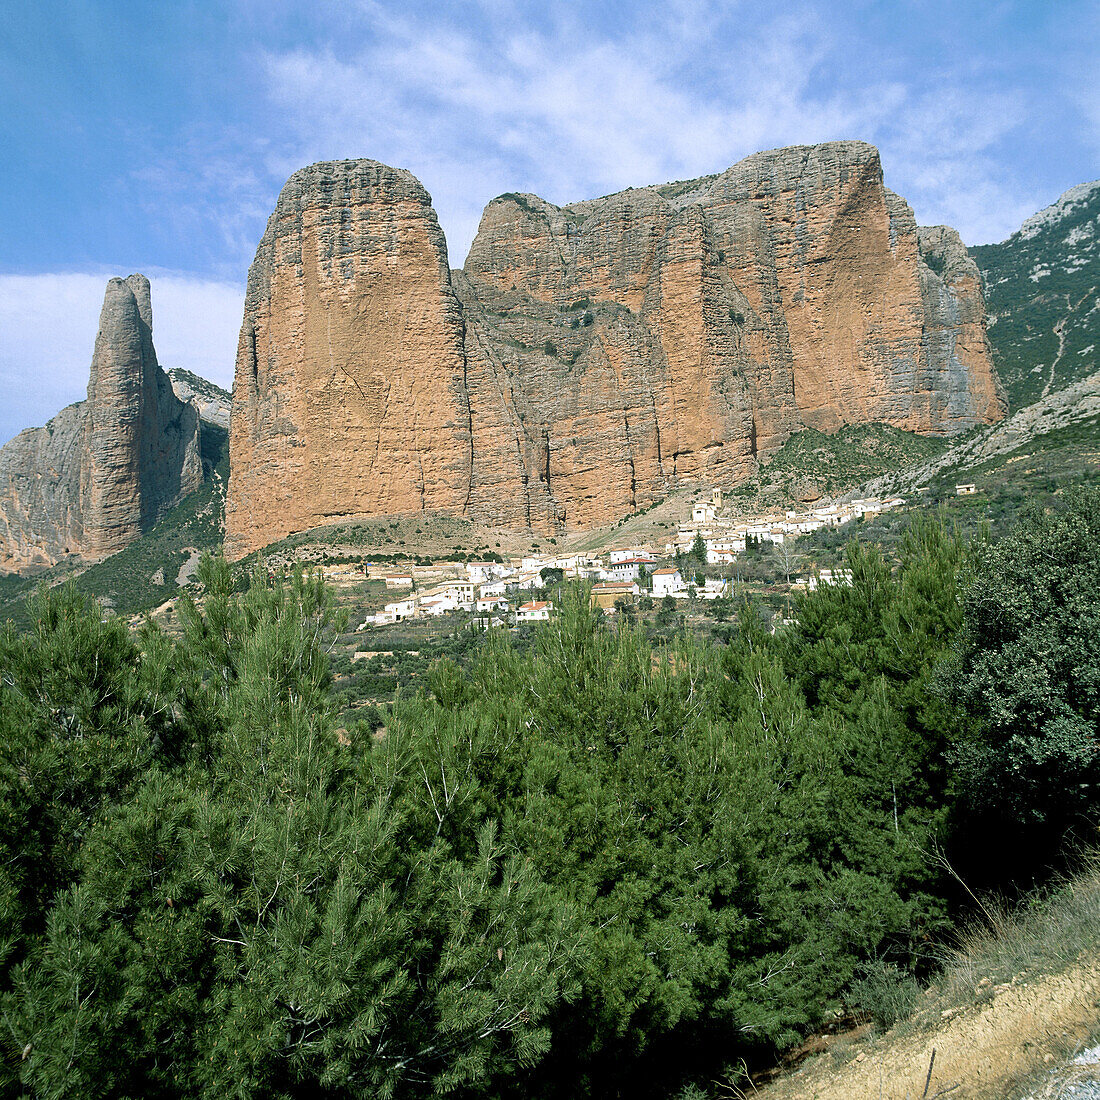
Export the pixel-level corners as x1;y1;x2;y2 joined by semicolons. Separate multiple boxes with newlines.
0;272;242;447
151;274;244;387
256;1;1065;253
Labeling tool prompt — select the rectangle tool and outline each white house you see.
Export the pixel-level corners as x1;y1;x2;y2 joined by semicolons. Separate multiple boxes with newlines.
384;573;414;588
603;555;658;583
516;600;553;623
608;547;651;565
691;502;716;523
746;524;785;545
419;598;452;617
700;577;728;599
466;561;507;584
650;567;683;598
807;568;854;591
383;597;417;621
705;536;745;565
505;571;542;593
426;580;477;607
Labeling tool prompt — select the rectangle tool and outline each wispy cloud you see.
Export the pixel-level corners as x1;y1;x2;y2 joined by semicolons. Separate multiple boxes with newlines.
258;0;1036;259
0;272;242;446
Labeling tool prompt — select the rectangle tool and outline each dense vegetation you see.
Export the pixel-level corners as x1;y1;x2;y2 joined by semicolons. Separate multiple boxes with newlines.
1;488;1098;1098
971;182;1099;409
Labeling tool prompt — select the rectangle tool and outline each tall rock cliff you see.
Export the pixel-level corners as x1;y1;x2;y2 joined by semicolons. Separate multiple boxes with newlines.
224;161;472;559
0;275;202;570
226;143;1006;555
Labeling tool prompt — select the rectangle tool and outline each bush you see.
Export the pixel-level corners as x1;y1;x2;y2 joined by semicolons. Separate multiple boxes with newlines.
848;961;920;1030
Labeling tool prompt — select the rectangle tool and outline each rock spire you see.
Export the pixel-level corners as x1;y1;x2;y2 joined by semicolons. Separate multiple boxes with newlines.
0;274;202;570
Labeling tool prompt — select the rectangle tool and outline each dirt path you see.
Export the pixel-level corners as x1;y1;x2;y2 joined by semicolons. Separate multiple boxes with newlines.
756;958;1100;1100
1043;314;1068;399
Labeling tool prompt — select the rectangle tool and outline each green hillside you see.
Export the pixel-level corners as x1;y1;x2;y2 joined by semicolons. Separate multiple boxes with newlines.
972;180;1100;409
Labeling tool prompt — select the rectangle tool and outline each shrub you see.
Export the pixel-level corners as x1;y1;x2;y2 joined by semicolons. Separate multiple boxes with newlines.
848;961;920;1030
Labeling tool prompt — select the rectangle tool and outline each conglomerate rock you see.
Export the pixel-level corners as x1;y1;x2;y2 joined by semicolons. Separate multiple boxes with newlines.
225;161;472;558
0;275;202;570
225;143;1006;555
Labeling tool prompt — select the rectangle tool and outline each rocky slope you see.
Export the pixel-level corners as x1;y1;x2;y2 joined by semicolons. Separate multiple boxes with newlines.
858;368;1100;499
972;180;1100;409
167;367;231;430
226;143;1005;557
0;275;202;570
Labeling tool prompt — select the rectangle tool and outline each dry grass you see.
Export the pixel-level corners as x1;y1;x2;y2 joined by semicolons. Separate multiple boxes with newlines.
749;851;1100;1100
938;851;1100;1009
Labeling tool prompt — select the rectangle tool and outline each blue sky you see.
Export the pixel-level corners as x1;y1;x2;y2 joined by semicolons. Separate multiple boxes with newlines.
2;0;1097;444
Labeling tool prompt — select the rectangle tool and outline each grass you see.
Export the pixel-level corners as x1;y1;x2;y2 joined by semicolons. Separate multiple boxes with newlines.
937;851;1100;1008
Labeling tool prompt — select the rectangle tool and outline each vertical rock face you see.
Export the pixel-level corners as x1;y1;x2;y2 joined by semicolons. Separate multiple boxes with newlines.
0;275;202;570
915;225;1004;428
456;141;1004;532
0;405;87;570
226;143;1006;554
224;161;472;559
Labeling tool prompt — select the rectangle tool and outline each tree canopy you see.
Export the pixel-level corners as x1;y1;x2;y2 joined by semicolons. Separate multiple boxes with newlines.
0;500;1095;1098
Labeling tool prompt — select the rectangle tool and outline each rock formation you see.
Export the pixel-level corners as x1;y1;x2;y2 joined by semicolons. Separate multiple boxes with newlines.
168;368;231;431
225;161;473;558
226;142;1006;557
0;275;202;570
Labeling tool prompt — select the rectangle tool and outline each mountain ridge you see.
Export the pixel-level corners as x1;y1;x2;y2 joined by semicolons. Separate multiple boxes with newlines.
972;179;1100;410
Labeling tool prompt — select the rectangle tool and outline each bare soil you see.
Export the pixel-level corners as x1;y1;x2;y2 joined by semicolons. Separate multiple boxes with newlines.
754;957;1100;1100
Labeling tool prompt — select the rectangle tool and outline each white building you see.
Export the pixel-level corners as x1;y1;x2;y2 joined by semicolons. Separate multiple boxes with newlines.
427;580;477;607
650;567;683;598
608;547;651;565
705;536;745;565
382;597;417;622
746;524;785;545
516;600;553;623
700;578;729;599
603;555;658;583
418;598;452;617
505;571;542;593
807;568;854;591
466;561;508;584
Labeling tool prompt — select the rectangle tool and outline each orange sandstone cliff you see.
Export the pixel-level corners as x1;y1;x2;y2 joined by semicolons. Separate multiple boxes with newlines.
225;142;1005;557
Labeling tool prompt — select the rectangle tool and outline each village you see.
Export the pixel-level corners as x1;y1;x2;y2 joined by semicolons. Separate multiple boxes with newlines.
319;488;933;630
